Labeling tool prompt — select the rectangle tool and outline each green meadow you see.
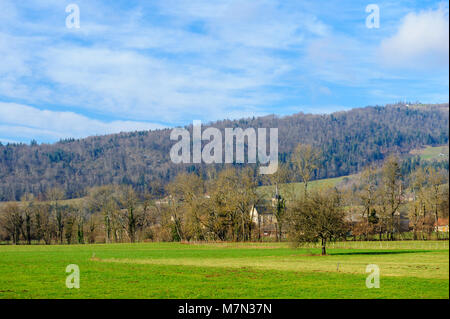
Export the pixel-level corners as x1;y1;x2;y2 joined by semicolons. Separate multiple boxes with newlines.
0;241;448;299
410;145;449;161
258;175;353;198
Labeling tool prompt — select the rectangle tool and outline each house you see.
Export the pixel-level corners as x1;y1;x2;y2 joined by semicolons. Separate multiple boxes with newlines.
435;218;449;233
155;195;171;205
344;206;410;233
249;197;281;238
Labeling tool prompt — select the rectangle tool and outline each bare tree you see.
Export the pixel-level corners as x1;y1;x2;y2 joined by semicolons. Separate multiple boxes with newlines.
426;168;447;239
75;203;87;244
20;194;35;245
46;187;65;244
288;188;348;255
409;168;428;239
39;203;54;245
87;185;118;243
1;203;23;244
291;144;321;197
167;172;206;241
357;166;378;240
378;156;403;240
266;163;291;241
120;186;139;243
235;168;260;241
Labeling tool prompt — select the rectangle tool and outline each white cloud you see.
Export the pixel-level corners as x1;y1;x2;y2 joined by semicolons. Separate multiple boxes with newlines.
0;0;448;144
34;46;281;123
1;0;317;125
379;6;449;69
0;102;166;143
156;0;327;48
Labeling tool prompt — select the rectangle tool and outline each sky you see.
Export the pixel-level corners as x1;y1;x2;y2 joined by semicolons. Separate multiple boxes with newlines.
0;0;448;144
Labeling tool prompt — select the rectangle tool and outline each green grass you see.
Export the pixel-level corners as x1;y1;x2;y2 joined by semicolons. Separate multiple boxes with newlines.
0;241;448;299
0;197;84;210
410;145;449;161
258;175;353;198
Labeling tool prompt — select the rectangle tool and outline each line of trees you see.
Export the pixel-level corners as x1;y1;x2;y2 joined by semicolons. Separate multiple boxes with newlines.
0;168;263;244
0;185;160;245
1;144;448;255
346;158;449;242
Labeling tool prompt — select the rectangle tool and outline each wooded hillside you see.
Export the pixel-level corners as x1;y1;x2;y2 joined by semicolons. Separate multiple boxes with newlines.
0;103;448;201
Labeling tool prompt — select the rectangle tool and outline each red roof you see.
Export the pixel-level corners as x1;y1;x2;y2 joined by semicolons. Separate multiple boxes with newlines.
436;218;449;226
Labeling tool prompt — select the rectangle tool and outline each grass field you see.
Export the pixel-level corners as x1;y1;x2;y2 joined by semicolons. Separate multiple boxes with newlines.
410;145;449;161
0;241;448;299
258;175;353;198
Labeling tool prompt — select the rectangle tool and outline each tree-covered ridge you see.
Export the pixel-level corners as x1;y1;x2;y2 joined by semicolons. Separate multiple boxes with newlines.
0;103;448;201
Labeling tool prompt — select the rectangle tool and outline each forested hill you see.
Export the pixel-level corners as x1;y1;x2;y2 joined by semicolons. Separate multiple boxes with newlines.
0;103;448;201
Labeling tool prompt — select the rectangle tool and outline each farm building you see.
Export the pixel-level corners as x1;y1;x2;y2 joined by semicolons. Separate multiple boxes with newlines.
250;201;278;238
436;218;449;233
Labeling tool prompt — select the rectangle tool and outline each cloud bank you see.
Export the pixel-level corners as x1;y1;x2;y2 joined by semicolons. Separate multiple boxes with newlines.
0;0;448;143
379;6;449;69
0;102;165;143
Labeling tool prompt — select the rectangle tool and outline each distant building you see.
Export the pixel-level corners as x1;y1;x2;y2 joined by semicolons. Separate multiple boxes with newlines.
435;218;449;233
250;201;278;237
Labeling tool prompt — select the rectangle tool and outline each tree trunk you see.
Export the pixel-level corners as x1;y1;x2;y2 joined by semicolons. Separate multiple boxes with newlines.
321;238;326;255
435;211;439;240
304;182;308;199
105;215;111;243
258;216;261;242
241;215;245;242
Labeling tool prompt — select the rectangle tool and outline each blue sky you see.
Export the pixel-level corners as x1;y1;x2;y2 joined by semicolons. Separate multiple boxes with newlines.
0;0;448;144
